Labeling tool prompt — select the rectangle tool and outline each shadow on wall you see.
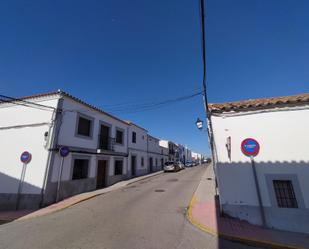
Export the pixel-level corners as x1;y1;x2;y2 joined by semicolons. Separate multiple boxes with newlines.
216;160;309;235
0;172;42;211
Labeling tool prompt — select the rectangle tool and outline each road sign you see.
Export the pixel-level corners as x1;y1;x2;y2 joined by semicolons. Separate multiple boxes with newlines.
59;146;70;157
241;138;260;157
20;151;32;164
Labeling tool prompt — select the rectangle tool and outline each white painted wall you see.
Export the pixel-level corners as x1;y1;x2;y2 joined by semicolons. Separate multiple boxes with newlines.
58;97;128;153
0;96;59;194
211;106;309;208
128;124;147;151
148;135;161;154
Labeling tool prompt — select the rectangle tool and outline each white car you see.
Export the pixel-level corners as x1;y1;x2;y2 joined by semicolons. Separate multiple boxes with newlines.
164;161;181;172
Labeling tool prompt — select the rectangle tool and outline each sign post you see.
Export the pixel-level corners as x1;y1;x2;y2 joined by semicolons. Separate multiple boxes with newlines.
16;151;32;210
241;138;266;227
56;146;70;202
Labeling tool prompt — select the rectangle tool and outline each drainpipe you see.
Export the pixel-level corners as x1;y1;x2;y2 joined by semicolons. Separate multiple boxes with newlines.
40;96;64;207
126;126;129;179
146;135;149;173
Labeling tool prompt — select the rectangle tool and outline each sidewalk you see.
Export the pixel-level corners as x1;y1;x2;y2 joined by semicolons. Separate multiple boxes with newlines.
0;171;163;223
188;165;309;249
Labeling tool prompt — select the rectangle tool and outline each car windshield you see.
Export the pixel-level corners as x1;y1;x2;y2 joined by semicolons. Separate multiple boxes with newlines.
164;162;174;166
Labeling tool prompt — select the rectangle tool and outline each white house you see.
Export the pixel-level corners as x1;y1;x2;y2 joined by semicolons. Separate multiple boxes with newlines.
191;152;202;164
147;135;164;172
0;91;130;210
126;121;148;177
159;140;178;162
209;93;309;234
184;147;192;163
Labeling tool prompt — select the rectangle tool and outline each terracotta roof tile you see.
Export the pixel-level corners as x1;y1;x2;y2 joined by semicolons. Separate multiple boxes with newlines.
209;93;309;113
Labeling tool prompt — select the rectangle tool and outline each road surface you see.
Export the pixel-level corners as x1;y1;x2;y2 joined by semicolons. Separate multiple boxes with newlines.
0;165;265;249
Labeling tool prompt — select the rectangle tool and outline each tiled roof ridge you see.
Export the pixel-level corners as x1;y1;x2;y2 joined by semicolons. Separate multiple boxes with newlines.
209;93;309;113
3;90;128;125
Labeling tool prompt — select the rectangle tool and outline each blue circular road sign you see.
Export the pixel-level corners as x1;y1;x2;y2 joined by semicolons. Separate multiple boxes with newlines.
59;146;70;157
20;151;32;164
241;138;260;157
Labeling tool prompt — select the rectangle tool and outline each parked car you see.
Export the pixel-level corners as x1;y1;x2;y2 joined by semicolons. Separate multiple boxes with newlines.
164;161;181;172
185;161;193;167
178;162;185;170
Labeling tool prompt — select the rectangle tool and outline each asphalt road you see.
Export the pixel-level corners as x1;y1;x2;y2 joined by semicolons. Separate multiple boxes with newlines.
0;165;265;249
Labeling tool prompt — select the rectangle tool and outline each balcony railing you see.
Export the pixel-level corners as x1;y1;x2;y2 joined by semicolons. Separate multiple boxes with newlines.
98;135;115;151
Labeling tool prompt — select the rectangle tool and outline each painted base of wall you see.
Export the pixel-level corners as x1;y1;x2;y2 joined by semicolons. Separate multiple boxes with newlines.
222;203;309;235
0;193;41;211
43;178;96;205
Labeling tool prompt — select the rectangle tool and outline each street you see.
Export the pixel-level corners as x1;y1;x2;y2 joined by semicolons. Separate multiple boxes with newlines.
0;166;265;249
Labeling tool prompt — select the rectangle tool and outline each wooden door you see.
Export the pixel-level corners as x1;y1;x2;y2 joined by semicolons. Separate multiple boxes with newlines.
131;156;136;176
96;160;107;189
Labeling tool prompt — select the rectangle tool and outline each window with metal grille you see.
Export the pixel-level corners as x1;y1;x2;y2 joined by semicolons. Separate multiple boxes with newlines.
114;160;123;175
273;180;298;208
72;159;89;180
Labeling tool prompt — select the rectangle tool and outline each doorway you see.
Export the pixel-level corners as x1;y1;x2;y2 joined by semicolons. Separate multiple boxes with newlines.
131;155;136;177
97;160;107;189
149;157;153;173
99;124;110;150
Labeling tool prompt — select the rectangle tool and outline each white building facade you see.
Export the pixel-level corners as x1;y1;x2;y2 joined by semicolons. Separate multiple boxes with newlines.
147;135;164;172
209;94;309;234
0;92;130;210
126;122;149;177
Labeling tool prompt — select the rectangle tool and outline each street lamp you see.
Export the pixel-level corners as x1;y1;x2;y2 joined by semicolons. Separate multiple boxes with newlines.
195;118;204;130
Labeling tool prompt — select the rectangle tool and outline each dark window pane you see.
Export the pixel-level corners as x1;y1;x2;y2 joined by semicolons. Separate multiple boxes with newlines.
72;159;89;180
116;130;123;144
78;117;91;136
115;160;123;175
132;132;136;143
273;180;298;208
141;157;144;166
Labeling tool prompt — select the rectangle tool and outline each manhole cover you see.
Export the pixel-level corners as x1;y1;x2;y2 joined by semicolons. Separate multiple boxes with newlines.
207;178;212;180
155;189;165;192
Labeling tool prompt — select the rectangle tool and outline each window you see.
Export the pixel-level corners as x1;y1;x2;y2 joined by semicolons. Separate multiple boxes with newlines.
155;158;158;166
116;129;123;144
141;157;144;167
77;116;92;137
72;159;89;180
132;132;136;143
273;180;298;208
114;160;123;175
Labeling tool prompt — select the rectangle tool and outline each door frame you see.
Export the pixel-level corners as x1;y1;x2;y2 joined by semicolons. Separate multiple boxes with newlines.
96;157;110;188
131;154;137;177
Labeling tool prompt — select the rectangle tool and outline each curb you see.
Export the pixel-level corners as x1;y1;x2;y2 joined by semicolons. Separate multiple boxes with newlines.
18;171;164;221
187;194;307;249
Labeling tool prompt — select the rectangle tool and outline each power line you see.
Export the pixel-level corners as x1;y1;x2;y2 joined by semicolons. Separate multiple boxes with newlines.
199;0;210;116
0;94;56;111
105;91;202;113
102;86;203;108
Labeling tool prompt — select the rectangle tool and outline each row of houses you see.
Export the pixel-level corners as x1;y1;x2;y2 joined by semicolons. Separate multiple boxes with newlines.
0;91;199;211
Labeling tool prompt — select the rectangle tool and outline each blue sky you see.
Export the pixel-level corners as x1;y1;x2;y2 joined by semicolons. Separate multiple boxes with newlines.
1;0;309;155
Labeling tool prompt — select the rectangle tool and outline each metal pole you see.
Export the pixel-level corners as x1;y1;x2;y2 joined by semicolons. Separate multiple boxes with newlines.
16;163;26;210
56;157;64;202
251;156;266;227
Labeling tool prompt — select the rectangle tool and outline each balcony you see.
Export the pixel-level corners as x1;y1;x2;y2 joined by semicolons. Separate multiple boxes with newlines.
98;135;115;151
